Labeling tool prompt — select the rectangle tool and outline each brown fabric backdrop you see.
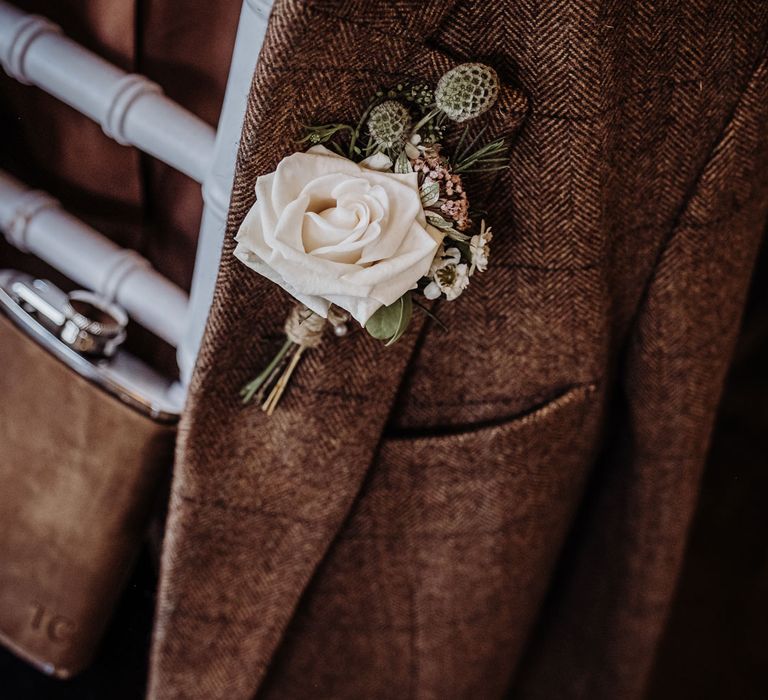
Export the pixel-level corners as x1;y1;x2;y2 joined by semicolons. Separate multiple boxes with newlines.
148;1;768;699
648;231;768;698
2;1;768;698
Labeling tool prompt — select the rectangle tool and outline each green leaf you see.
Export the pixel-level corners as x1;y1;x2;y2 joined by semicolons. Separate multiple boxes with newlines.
394;150;413;174
365;293;413;346
445;228;471;242
420;182;440;207
426;212;454;229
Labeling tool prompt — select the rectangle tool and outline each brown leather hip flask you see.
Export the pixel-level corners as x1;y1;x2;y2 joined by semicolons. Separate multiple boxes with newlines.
0;270;179;677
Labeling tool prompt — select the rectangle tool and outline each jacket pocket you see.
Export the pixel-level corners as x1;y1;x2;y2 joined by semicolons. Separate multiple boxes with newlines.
361;382;600;538
275;382;602;698
387;381;597;441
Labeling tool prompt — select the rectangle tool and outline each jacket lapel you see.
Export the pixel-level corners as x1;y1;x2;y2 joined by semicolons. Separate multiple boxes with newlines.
150;3;527;698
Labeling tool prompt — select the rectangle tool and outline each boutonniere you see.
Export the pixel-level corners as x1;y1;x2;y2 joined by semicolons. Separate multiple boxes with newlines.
235;63;506;413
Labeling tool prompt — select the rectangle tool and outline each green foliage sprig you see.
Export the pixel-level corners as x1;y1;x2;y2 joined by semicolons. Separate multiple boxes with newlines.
452;126;509;173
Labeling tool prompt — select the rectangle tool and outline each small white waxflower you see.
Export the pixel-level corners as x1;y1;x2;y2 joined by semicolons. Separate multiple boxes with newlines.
469;223;493;274
428;244;459;276
404;133;422;159
423;246;470;301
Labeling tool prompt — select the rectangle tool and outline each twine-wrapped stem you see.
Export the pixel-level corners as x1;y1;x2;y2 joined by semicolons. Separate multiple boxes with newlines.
240;304;347;414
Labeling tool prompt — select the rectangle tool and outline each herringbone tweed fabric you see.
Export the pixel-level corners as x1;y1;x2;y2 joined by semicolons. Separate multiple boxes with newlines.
149;1;768;698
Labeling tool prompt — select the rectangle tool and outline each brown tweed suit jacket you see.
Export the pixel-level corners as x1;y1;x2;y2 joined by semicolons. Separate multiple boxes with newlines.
149;1;768;698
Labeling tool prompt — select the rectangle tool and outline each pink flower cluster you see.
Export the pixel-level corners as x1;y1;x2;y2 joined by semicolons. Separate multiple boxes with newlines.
411;149;471;231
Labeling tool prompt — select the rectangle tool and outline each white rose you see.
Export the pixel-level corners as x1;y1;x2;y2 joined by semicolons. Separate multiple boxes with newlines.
234;145;442;325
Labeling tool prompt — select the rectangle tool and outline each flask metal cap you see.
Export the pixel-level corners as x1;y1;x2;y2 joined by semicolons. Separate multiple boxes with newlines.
0;270;181;422
60;290;128;358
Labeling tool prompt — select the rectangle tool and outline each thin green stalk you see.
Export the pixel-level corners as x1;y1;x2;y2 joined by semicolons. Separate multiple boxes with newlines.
348;100;378;159
455;125;488;164
412;298;447;330
240;338;293;404
299;123;354;146
411;107;442;136
452;125;471;165
454;136;509;173
329;141;348;157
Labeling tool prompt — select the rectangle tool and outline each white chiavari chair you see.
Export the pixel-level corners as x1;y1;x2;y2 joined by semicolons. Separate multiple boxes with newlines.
0;0;275;390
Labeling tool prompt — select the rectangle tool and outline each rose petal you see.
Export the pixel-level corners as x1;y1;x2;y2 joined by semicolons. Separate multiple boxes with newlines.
233;243;331;318
271;149;360;215
359;152;393;171
356;172;422;264
254;170;279;233
323;293;383;325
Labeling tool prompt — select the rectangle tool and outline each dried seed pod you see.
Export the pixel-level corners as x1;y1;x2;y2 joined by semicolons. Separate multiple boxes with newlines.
435;63;500;122
367;100;412;149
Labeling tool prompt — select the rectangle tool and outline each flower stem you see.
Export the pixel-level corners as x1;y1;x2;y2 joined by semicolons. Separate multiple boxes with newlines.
240;338;293;404
412;297;448;330
411;108;442;136
262;346;305;415
348;100;378;159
